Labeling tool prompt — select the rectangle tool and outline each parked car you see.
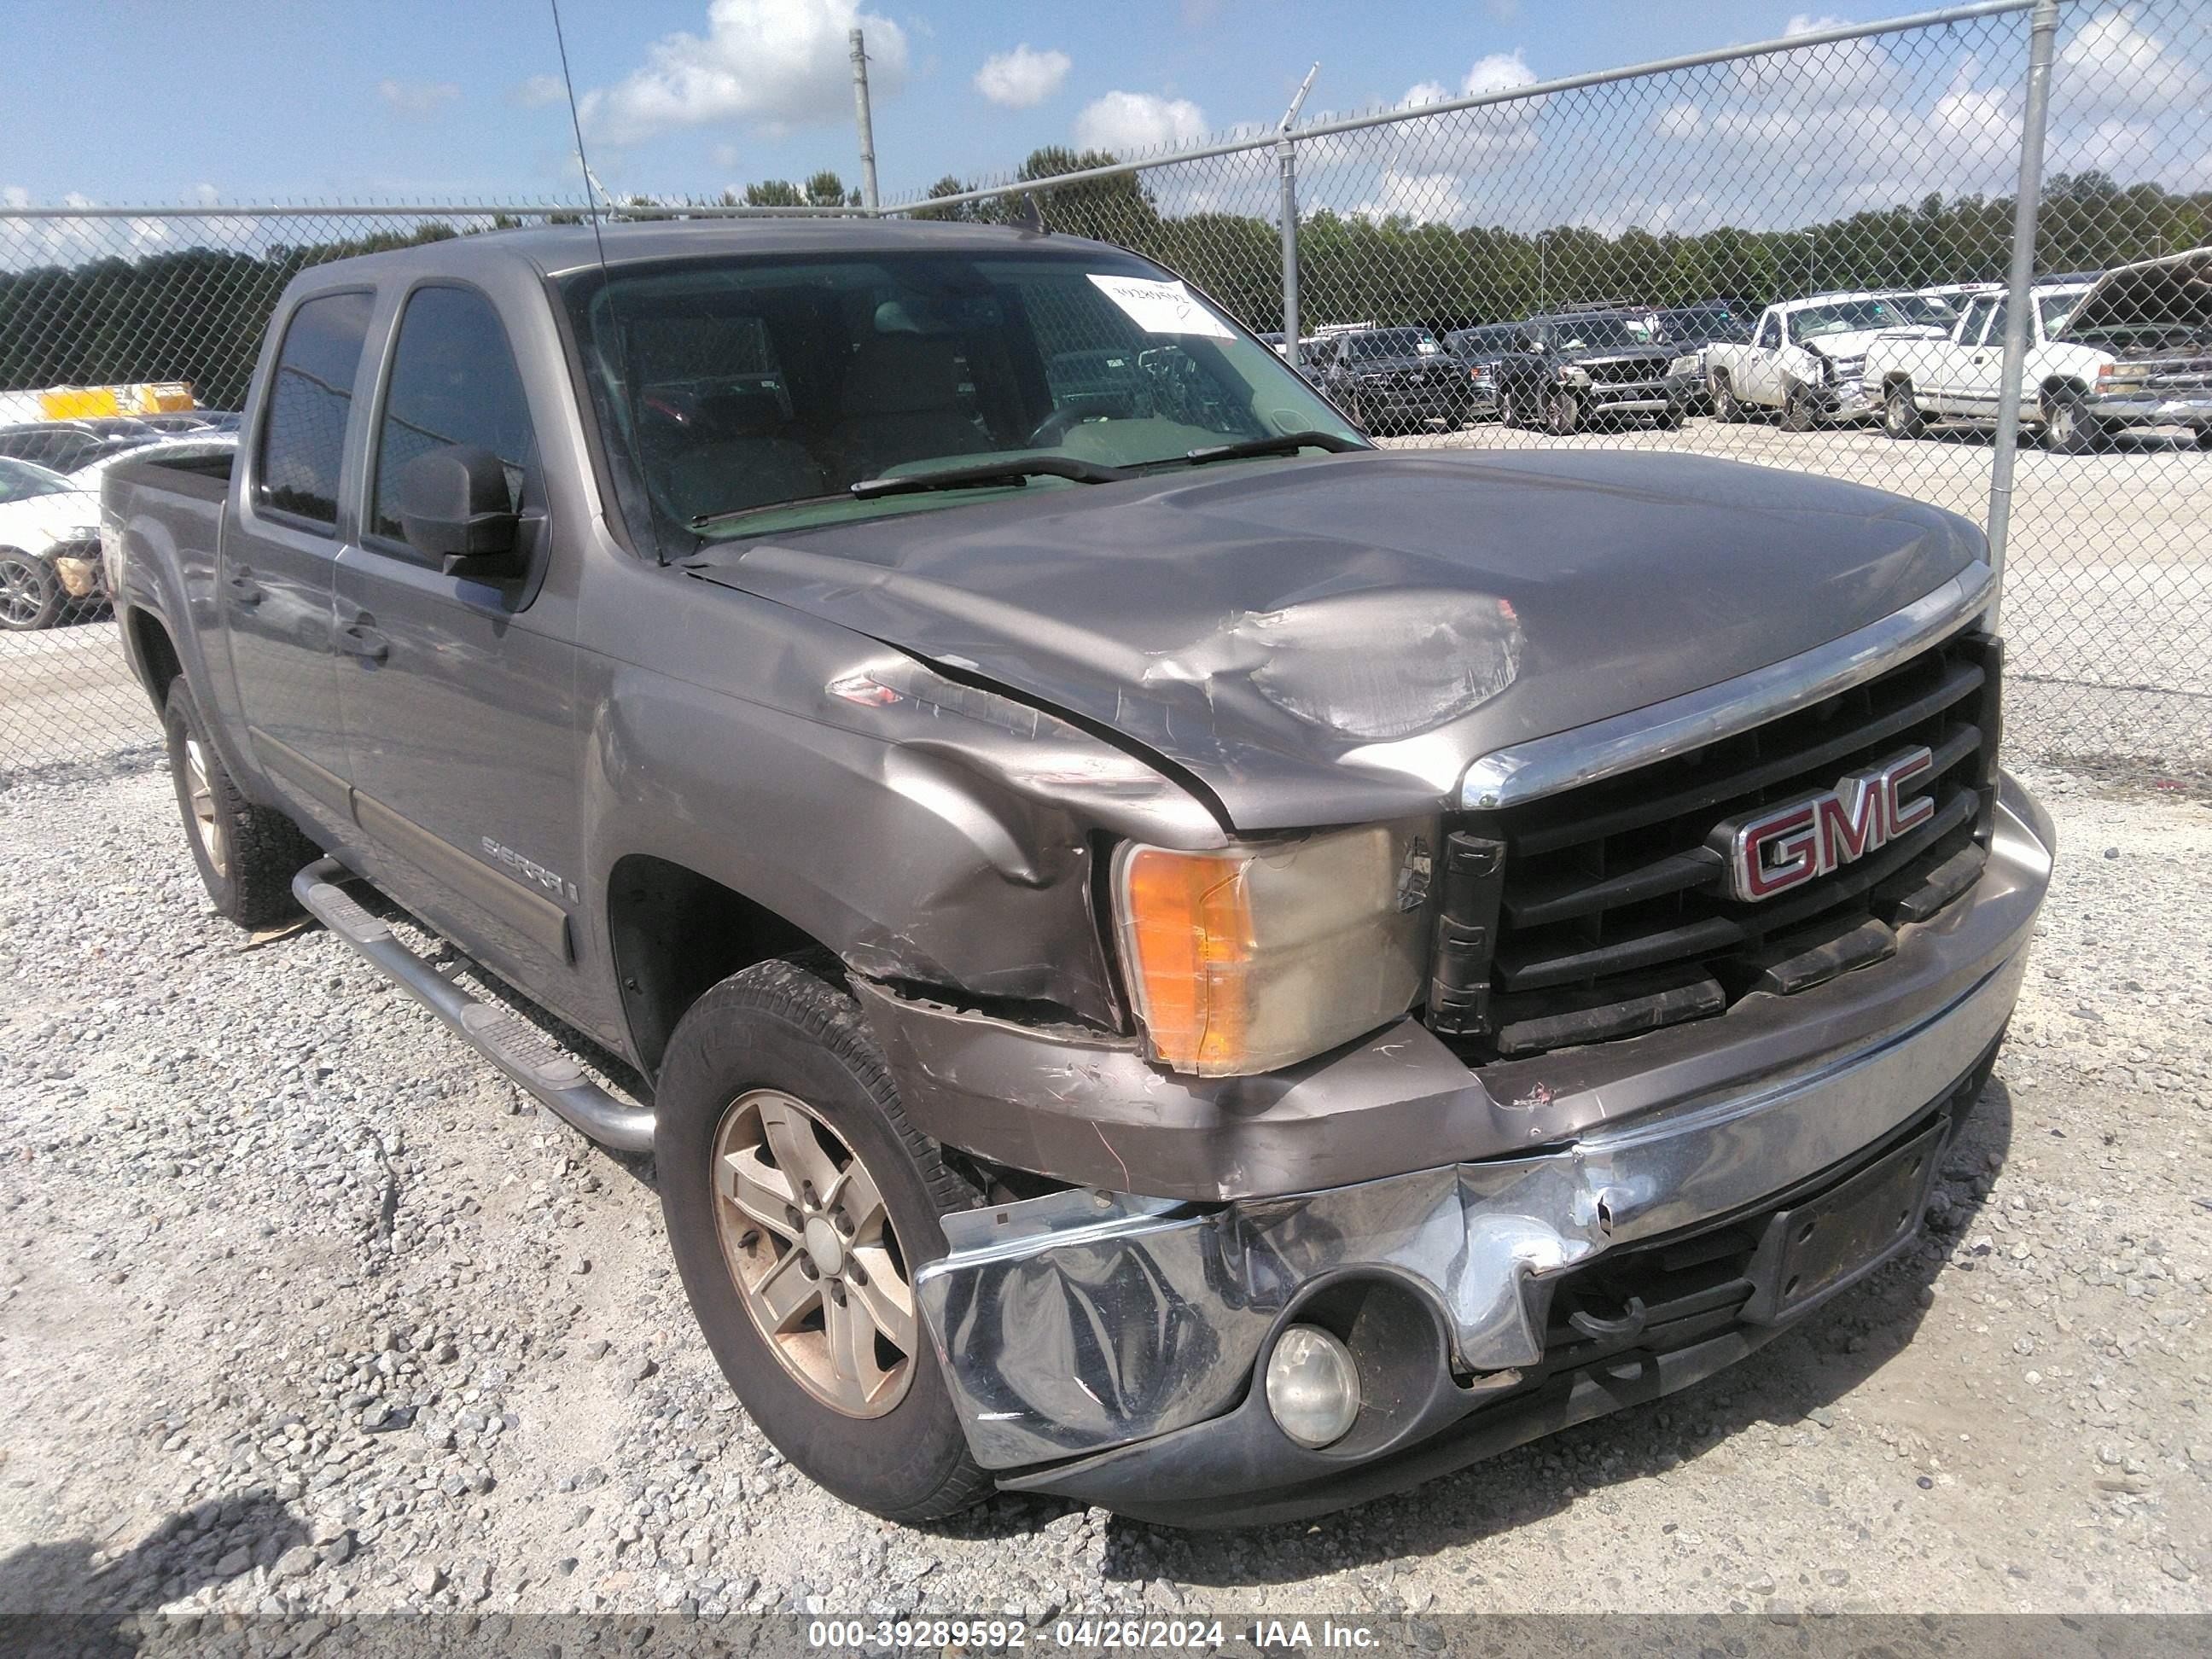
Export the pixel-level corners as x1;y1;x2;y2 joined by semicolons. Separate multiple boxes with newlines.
107;220;2050;1528
1316;326;1472;433
1442;324;1523;417
1704;292;1924;428
1866;247;2212;452
0;416;159;474
1655;303;1753;414
0;456;102;630
1492;311;1686;435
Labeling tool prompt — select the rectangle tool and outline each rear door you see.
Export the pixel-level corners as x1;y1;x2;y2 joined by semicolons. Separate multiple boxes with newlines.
333;282;585;1001
224;288;374;839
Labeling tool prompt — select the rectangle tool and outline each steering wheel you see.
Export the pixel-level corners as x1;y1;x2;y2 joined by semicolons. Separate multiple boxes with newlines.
1025;406;1087;447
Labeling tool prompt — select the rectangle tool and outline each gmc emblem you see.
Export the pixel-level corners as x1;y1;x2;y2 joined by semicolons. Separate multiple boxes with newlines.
1712;745;1936;903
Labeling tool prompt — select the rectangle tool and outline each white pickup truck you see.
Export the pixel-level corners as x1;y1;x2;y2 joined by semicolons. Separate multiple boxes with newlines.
1704;292;1927;430
1864;247;2212;452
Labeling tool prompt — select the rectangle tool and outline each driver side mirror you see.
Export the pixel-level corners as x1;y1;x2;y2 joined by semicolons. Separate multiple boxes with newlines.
399;445;527;579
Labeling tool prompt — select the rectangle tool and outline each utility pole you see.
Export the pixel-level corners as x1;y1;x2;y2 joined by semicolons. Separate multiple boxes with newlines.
849;28;880;211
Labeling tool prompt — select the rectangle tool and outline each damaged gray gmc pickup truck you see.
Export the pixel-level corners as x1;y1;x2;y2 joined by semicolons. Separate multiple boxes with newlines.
102;221;2052;1528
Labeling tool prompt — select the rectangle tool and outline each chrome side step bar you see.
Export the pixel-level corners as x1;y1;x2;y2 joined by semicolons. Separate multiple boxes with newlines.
292;858;656;1155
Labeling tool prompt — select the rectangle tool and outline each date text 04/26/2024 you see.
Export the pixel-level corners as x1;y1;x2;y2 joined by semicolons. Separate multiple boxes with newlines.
805;1619;1383;1650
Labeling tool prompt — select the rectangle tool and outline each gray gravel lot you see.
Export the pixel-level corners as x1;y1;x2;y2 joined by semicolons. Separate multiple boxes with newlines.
0;753;2207;1621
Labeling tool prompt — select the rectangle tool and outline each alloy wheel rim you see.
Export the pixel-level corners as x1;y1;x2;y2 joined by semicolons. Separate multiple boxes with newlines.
710;1088;917;1417
0;557;43;626
183;736;227;876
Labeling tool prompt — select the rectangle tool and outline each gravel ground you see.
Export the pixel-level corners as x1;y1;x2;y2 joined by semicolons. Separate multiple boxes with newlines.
0;753;2208;1623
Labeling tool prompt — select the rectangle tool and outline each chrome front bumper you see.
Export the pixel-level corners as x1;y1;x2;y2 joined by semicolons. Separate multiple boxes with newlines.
2090;391;2212;425
914;776;2052;1492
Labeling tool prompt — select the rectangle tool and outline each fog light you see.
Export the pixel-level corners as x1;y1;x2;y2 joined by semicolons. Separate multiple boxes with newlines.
1265;1324;1360;1449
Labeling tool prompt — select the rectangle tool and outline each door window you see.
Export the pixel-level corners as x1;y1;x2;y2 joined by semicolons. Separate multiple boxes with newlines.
1957;297;1996;347
256;291;374;529
1754;314;1781;350
1981;300;2009;349
370;286;538;555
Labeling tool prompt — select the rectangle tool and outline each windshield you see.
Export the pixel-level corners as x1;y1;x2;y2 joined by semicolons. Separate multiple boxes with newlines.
1543;315;1658;351
1889;294;1959;325
565;249;1362;544
1348;328;1441;359
0;457;76;504
1790;299;1909;341
1450;327;1521;357
1661;307;1748;343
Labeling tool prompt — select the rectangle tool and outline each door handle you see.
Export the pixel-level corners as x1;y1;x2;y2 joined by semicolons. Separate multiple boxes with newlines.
225;570;264;608
340;621;389;665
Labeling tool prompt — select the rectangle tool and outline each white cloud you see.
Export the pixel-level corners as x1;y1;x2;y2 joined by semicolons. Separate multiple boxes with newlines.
1353;170;1471;224
377;79;461;117
2054;7;2209;117
975;44;1070;108
578;0;907;144
1484;0;1522;19
1463;49;1536;99
712;142;742;170
1074;90;1207;154
515;73;567;108
191;182;220;206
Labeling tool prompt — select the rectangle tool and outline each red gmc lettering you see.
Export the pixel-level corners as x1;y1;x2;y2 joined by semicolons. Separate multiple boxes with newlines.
1717;745;1937;902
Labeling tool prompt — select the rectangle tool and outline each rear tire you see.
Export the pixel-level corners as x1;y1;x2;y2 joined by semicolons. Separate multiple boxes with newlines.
656;954;991;1522
0;550;61;632
162;679;317;928
1883;381;1925;440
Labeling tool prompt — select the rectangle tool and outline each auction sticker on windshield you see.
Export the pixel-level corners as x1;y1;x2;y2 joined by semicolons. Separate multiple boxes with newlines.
1088;273;1235;338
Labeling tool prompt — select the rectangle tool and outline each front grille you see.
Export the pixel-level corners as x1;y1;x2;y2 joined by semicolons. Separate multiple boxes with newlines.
1435;630;2002;1060
1586;356;1672;385
2144;357;2212;391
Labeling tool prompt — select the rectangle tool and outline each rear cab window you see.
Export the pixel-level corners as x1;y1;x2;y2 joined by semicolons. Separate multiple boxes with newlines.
255;290;375;531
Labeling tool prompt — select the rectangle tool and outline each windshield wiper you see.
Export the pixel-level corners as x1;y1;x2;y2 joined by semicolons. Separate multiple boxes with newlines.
691;455;1130;532
1167;429;1367;469
848;455;1131;498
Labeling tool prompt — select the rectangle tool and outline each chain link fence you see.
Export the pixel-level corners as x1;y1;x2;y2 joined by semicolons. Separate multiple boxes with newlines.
888;0;2212;780
1;0;2206;780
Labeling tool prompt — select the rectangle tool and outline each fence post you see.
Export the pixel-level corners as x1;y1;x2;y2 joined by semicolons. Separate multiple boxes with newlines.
849;27;881;212
1985;0;2060;627
1275;66;1318;369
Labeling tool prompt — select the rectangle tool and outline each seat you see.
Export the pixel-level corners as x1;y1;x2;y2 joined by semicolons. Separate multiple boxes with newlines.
829;335;993;482
649;388;827;522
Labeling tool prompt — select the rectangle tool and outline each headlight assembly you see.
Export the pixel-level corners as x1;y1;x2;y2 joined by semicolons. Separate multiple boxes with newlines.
1112;824;1432;1076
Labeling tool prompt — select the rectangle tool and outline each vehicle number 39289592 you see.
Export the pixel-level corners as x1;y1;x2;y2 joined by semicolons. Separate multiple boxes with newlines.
806;1619;1229;1649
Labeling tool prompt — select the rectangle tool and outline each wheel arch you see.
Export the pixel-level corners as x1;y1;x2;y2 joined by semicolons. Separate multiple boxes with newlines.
605;853;824;1079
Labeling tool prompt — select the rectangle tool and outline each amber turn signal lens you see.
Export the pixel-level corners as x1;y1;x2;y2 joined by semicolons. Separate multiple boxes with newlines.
1116;847;1254;1075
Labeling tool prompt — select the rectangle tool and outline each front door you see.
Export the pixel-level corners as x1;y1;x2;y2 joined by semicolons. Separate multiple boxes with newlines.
1953;299;2008;420
333;282;585;1004
224;288;375;840
1745;312;1784;403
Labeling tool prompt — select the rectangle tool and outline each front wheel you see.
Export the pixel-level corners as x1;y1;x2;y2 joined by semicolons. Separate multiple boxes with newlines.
2042;388;2106;455
1883;381;1925;440
0;550;61;632
656;955;990;1522
162;679;318;927
1711;376;1743;423
1656;403;1686;431
2196;426;2212;451
1543;388;1580;437
1780;385;1818;433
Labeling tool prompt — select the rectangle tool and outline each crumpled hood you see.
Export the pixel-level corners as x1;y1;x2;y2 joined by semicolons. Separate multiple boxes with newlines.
692;449;1983;830
1802;328;1892;359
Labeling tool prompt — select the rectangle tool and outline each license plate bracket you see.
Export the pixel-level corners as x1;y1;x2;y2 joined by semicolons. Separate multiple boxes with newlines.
1740;1119;1946;1324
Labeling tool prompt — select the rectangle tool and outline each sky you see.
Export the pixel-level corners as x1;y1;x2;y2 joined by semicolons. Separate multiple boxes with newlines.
2;1;2206;228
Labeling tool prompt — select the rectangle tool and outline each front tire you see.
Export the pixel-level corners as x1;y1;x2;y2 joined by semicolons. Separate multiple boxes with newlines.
1883;381;1925;440
656;955;990;1522
2042;388;2106;454
1711;376;1743;423
1544;388;1580;437
0;550;61;632
162;679;317;928
1781;384;1818;433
